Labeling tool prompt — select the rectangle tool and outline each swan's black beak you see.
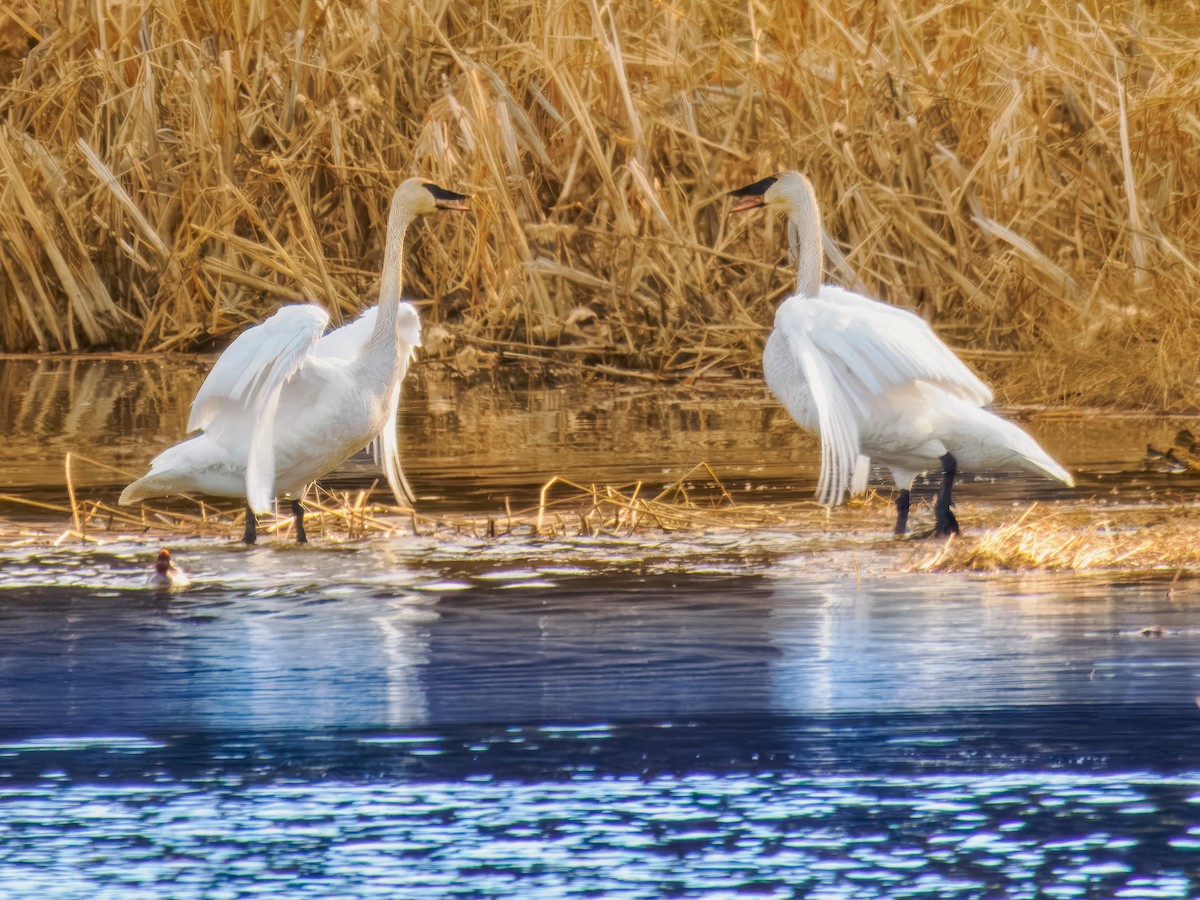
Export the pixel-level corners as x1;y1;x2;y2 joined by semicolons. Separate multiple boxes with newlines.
425;183;471;211
729;176;777;213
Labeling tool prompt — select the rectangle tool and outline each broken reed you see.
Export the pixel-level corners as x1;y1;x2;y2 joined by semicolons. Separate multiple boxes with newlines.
2;1;1200;405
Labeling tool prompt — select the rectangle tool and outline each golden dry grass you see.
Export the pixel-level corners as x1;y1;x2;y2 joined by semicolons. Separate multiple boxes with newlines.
12;477;1200;578
909;502;1200;573
2;1;1200;405
8;450;1200;577
0;454;877;546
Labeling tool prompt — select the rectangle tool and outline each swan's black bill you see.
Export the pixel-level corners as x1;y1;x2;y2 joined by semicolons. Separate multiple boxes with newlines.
729;176;777;212
424;183;470;211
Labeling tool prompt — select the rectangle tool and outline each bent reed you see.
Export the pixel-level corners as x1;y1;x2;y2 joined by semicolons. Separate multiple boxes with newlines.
2;1;1199;406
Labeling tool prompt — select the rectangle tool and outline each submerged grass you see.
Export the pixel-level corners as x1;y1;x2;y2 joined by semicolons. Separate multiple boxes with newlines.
2;2;1200;405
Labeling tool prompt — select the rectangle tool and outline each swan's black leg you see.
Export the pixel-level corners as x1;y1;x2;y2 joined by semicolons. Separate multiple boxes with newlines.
242;503;257;545
894;489;911;536
934;452;960;536
292;498;308;544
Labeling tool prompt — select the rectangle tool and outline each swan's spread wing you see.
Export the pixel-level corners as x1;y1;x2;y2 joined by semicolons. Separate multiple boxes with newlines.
816;287;993;406
317;301;422;362
189;305;330;432
315;307;377;361
187;304;329;512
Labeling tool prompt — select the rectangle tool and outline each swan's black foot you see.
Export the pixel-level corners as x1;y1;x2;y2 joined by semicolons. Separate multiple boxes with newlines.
242;504;258;545
934;507;959;537
292;499;308;545
893;489;911;536
933;452;960;537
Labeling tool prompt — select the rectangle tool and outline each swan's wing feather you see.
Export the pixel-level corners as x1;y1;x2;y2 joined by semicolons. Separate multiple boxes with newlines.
189;304;330;434
315;307;378;361
373;381;416;506
777;314;860;506
815;287;993;406
186;304;328;512
244;386;285;514
369;316;421;506
850;454;871;496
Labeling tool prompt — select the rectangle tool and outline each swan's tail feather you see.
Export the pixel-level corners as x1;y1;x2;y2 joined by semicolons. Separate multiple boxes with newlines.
118;478;152;506
993;416;1074;487
1018;451;1074;488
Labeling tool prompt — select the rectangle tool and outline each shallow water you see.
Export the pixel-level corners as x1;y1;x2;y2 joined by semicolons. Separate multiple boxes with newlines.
3;356;1196;514
2;358;1200;897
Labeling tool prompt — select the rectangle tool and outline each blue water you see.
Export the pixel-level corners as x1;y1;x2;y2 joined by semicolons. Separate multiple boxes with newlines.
1;537;1200;898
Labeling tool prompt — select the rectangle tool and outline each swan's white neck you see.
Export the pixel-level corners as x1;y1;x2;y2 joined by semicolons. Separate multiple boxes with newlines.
357;195;419;384
378;194;415;309
786;177;824;299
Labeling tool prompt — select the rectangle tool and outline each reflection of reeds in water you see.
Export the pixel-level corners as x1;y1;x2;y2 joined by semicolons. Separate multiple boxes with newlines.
0;358;203;438
2;4;1200;404
0;358;207;486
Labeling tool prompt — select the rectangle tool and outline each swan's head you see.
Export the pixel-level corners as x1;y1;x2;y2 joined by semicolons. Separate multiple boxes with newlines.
729;170;824;298
392;177;470;215
728;171;812;215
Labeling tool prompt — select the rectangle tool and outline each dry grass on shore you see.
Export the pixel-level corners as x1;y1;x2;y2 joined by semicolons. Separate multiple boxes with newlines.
10;486;1200;577
2;2;1200;404
909;503;1200;574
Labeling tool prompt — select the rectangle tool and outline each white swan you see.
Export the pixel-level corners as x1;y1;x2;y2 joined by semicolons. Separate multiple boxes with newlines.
120;178;469;543
729;171;1072;535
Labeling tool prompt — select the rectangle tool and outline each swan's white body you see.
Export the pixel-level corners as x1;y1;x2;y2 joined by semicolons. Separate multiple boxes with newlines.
734;172;1071;527
762;286;1071;503
120;178;459;516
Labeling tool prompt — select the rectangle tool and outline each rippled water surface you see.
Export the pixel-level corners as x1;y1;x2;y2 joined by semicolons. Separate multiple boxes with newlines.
2;358;1200;898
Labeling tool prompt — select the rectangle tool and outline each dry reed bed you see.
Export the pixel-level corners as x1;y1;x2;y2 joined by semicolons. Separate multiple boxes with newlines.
9;457;1200;577
0;457;884;547
2;3;1200;403
910;503;1200;573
